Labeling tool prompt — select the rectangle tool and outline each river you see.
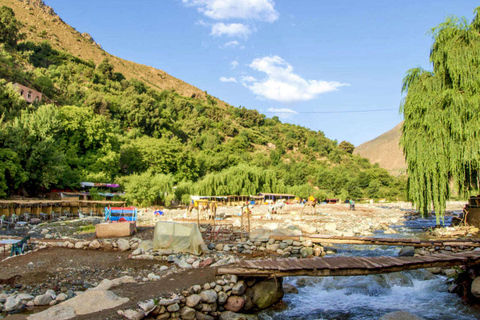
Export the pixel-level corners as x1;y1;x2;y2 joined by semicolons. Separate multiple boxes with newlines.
260;212;480;320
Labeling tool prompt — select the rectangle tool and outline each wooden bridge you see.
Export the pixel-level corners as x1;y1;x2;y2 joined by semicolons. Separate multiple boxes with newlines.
269;234;480;248
217;251;480;278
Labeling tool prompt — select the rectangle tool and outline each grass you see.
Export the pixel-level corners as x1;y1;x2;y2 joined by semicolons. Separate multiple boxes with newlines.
77;224;96;234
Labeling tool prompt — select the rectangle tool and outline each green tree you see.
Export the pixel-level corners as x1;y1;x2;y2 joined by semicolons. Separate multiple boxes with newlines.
0;6;21;48
338;141;355;154
401;7;480;223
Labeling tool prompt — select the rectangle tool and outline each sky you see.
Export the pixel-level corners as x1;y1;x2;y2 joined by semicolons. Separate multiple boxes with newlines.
43;0;477;146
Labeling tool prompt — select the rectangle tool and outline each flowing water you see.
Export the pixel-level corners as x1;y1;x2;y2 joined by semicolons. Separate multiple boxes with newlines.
260;213;480;320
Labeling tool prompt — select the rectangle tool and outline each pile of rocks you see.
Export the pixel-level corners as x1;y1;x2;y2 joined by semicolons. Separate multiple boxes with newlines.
119;275;284;320
0;289;69;313
212;238;326;258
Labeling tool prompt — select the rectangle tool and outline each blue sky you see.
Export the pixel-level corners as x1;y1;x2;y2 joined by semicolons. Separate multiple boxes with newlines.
43;0;477;146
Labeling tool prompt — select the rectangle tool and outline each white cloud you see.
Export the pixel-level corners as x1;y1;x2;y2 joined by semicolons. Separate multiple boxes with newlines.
241;76;257;84
267;107;297;119
183;0;279;22
211;23;251;38
231;60;239;69
245;56;349;102
220;77;237;83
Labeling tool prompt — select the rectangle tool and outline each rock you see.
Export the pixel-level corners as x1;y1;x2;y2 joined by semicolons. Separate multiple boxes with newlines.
218;291;228;305
17;293;34;301
167;303;180;312
186;294;202;307
266;244;280;251
324;223;337;232
122;309;145;320
132;248;142;256
34;294;53;306
378;311;425;320
89;240;101;249
62;241;73;248
27;305;76;320
180;306;196;319
74;242;85;249
138;299;155;313
233;219;242;228
200;258;214;267
200;290;218;303
471;277;480;298
219;311;259;320
443;268;458;278
4;296;23;312
156;313;170;320
283;283;298;294
148;273;160;281
117;239;131;251
215;244;224;251
138;240;153;251
231;281;246;295
398;246;415;257
196;311;214;320
251;279;284;309
175;258;192;269
224;296;245;312
54;293;67;302
92;276;135;290
300;247;313;258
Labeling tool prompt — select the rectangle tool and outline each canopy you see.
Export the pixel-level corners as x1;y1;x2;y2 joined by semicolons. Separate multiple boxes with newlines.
153;221;205;255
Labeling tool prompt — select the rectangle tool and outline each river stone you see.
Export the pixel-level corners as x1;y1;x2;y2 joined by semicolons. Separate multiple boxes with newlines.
34;294;53;306
180;306;196;319
17;293;34;301
231;281;246;295
224;296;245;312
283;283;298;294
219;311;259;320
123;309;145;320
200;290;218;303
378;311;425;320
471;277;480;298
398;246;415;257
92;276;135;290
186;294;202;307
138;299;155;313
196;311;214;320
117;239;130;251
4;296;23;312
89;240;101;249
251;278;284;309
167;303;180;312
56;293;68;302
218;291;228;305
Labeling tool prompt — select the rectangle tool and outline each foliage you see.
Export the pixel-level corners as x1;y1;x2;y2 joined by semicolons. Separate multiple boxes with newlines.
338;141;355;154
401;7;480;223
0;6;21;48
0;5;406;203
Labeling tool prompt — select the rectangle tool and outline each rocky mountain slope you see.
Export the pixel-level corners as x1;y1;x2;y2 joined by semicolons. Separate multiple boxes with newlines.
354;122;406;176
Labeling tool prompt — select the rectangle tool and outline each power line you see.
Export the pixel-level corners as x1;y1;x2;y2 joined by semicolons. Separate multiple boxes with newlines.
264;108;398;114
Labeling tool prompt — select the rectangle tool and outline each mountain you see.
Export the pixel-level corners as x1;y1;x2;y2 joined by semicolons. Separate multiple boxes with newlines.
3;0;212;101
354;122;406;176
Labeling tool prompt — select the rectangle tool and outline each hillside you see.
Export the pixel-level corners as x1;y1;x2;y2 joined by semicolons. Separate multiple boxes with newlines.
2;0;212;101
0;1;406;204
354;122;406;176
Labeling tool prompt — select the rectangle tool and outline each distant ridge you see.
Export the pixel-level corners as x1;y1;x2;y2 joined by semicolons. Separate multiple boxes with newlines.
354;122;406;175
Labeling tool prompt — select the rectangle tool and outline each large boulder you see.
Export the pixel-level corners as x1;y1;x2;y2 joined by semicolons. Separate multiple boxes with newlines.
4;296;23;312
378;311;425;320
398;246;415;257
251;278;284;310
34;294;53;306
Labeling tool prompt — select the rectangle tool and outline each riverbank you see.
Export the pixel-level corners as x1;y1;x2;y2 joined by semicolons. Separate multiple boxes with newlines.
0;202;478;319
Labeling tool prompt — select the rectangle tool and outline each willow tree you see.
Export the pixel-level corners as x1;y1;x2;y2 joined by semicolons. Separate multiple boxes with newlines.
401;8;480;224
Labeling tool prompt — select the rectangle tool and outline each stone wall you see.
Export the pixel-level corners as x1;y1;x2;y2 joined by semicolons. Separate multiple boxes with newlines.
118;275;283;320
